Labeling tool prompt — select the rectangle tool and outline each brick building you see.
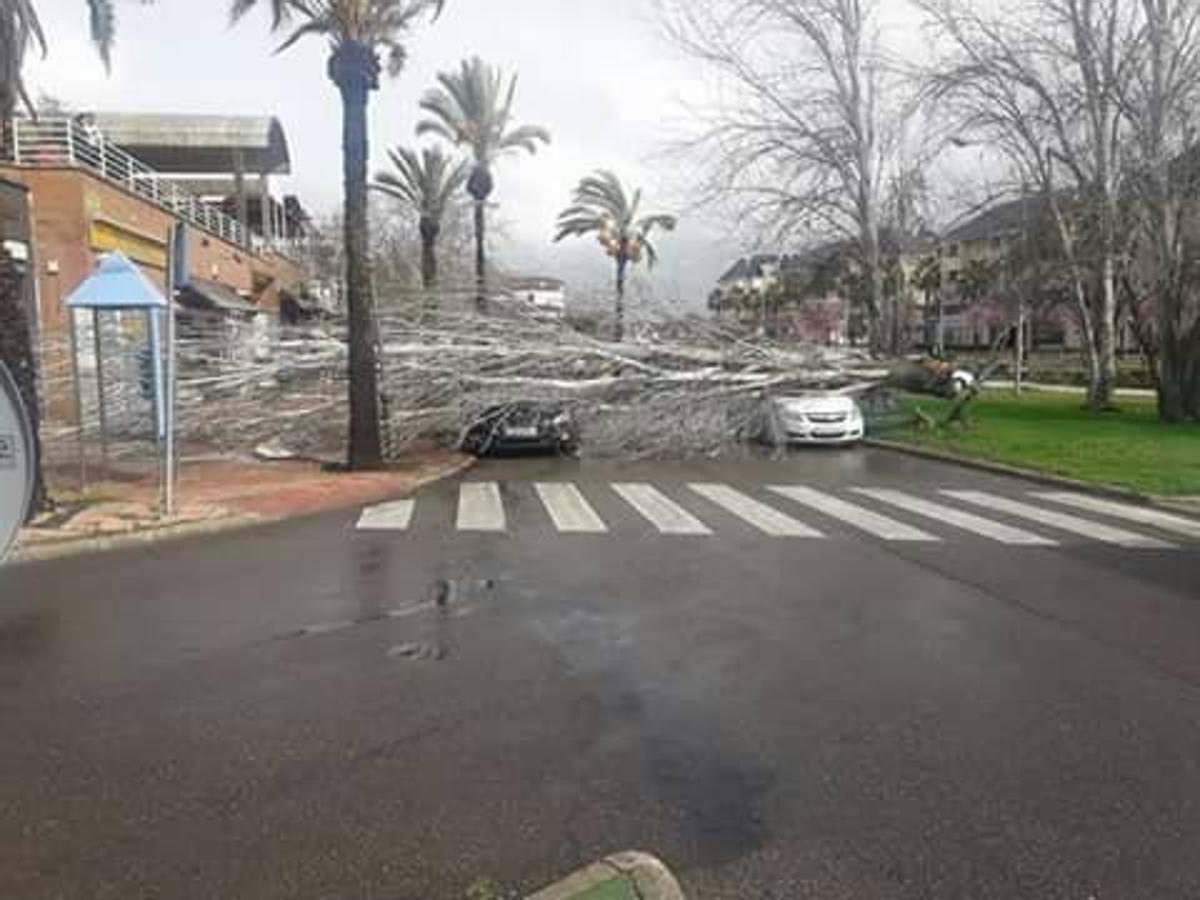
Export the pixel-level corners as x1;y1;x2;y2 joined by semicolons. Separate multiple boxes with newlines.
0;113;312;420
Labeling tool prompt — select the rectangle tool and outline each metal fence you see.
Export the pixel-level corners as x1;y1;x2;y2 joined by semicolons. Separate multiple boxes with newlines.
2;117;264;253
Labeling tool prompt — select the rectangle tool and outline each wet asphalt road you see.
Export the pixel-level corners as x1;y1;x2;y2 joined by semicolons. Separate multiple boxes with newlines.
2;447;1200;899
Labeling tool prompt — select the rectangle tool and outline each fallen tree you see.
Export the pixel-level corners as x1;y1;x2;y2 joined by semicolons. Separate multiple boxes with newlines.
37;304;901;469
375;310;887;458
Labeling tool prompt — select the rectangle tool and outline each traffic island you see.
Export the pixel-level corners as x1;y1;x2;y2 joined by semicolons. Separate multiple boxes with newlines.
528;852;685;900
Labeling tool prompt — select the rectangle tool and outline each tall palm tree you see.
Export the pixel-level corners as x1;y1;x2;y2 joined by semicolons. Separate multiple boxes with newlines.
1;0;126;515
417;57;549;311
554;170;677;341
231;0;445;471
373;145;466;293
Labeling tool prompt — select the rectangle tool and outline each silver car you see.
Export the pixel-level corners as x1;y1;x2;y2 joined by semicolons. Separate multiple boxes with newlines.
765;394;865;446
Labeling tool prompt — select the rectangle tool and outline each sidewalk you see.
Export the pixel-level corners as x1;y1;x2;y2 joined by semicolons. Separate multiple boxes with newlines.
14;449;472;562
985;380;1157;398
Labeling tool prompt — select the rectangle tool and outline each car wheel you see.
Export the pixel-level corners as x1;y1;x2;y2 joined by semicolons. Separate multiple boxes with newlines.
461;431;491;457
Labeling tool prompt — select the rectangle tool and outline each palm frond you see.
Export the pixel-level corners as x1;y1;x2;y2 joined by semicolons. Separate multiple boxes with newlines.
233;0;442;75
373;170;419;205
638;214;677;235
643;238;660;269
419;56;549;163
1;0;46;116
555;169;677;269
229;0;288;28
86;0;115;68
498;123;550;154
415;118;461;144
373;143;467;221
275;16;332;54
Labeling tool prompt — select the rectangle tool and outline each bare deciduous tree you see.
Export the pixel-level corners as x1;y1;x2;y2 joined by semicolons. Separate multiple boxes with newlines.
659;0;907;354
1116;0;1200;421
920;0;1139;410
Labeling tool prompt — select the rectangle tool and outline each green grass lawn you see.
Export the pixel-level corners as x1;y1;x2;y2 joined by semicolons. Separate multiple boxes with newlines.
878;389;1200;497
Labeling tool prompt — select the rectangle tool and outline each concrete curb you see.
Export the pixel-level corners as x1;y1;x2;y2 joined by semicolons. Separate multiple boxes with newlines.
528;851;685;900
8;455;475;567
864;438;1200;516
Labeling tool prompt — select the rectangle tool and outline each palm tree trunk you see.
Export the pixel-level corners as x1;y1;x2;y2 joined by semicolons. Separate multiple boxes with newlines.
473;200;486;313
338;78;383;470
419;223;438;293
615;255;628;342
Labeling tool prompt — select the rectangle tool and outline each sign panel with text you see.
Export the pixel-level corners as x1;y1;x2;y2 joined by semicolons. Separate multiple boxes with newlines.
0;362;33;564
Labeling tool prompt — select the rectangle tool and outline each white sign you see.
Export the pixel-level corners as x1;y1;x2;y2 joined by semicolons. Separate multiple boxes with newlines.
0;362;33;564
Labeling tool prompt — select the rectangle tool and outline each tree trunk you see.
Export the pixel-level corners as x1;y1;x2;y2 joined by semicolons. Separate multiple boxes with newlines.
615;255;628;342
421;238;437;292
1158;323;1200;423
419;220;438;293
1091;260;1119;411
338;80;383;470
473;200;486;313
861;217;883;356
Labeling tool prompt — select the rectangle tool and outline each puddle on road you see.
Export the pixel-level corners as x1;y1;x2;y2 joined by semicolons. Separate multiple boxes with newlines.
533;605;775;867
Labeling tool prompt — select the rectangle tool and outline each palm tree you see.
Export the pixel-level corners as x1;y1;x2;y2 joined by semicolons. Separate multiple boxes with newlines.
554;170;677;341
1;0;126;515
231;0;445;471
417;57;549;311
373;145;466;293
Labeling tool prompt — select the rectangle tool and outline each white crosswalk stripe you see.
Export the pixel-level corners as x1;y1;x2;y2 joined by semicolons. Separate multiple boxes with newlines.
851;488;1058;546
1033;492;1200;540
358;481;1196;549
457;482;506;532
612;483;712;535
688;483;823;537
356;499;415;531
770;485;939;542
940;490;1176;549
535;483;608;533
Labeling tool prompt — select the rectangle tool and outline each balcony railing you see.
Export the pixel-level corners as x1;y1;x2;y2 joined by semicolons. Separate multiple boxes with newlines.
2;117;284;256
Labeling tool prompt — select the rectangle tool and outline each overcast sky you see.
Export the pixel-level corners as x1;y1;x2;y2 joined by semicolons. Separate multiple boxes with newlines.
27;0;736;311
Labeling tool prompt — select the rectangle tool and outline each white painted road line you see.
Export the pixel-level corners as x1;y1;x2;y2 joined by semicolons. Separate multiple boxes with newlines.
1033;492;1200;541
612;483;712;535
535;483;608;533
940;490;1176;549
688;483;823;537
852;488;1058;546
457;482;506;532
356;499;415;531
769;486;940;542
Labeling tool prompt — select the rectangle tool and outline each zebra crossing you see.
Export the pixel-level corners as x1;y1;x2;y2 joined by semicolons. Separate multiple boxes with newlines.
355;482;1195;550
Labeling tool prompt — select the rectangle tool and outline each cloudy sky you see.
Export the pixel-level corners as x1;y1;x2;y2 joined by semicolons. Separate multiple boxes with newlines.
27;0;734;311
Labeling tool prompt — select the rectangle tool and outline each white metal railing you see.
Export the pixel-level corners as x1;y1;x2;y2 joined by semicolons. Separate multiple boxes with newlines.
2;116;280;255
